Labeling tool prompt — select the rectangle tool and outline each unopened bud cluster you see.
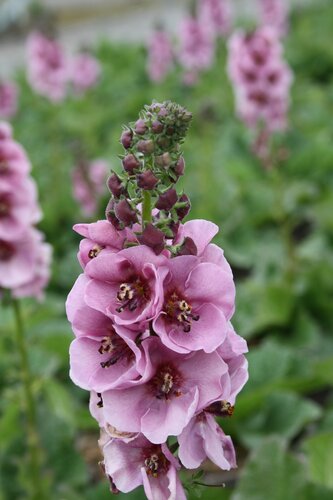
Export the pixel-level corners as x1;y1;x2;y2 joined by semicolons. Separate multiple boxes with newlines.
106;102;192;254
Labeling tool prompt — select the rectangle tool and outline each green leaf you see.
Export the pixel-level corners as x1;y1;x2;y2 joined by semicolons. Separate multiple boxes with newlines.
43;379;77;428
232;438;306;500
235;281;295;338
303;432;333;489
239;392;321;448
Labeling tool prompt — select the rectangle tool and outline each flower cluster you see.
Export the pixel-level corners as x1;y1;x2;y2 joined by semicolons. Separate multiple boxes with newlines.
72;159;108;217
227;26;293;157
147;29;174;83
0;81;18;120
26;31;100;102
0;122;51;299
198;0;232;37
66;101;248;499
146;0;232;85
259;0;289;37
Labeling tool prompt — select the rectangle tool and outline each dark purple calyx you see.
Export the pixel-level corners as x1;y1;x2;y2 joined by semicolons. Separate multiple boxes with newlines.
136;170;159;190
107;173;126;198
122;154;140;173
155;188;177;211
120;129;133;149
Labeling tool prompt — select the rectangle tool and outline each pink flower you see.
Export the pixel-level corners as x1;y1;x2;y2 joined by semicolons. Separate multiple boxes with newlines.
102;434;186;499
83;245;168;329
147;29;174;83
0;125;31;181
175;218;219;255
259;0;289;37
0;81;18;119
0;121;51;299
72;159;108;217
69;307;149;392
26;32;68;102
12;232;52;300
0;228;45;289
99;338;228;443
178;412;236;470
227;27;292;133
198;0;232;37
0;177;41;240
178;16;215;83
153;254;235;353
69;53;100;94
73;220;126;269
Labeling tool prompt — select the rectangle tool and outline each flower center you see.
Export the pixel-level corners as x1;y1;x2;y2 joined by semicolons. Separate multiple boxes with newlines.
150;363;183;400
98;329;134;368
88;244;103;259
0;155;8;173
143;447;169;478
164;291;200;332
0;240;15;261
205;400;234;417
248;89;269;106
0;196;10;217
116;278;150;313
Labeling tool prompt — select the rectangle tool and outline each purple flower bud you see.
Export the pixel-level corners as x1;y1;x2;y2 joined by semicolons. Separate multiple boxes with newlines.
151;120;164;134
177;237;197;256
105;199;122;230
157;136;171;149
134;119;147;135
155;188;178;211
114;199;138;226
137;223;165;255
136;170;159;190
174;156;185;176
166;125;175;136
107;173;125;198
155;152;171;167
122;154;140;173
176;193;191;220
158;107;168;118
120;130;133;149
137;140;155;154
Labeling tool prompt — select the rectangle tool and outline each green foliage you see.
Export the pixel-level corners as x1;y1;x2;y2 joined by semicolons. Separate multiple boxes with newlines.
1;0;333;498
232;438;306;500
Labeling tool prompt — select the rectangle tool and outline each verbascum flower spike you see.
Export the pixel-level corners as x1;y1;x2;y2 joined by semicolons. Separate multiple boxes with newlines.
66;101;248;499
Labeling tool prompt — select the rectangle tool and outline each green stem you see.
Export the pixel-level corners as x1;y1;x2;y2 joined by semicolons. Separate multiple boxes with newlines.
142;190;152;229
12;299;45;500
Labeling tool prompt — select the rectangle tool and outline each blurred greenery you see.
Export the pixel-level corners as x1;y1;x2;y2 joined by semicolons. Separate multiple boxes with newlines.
1;0;333;498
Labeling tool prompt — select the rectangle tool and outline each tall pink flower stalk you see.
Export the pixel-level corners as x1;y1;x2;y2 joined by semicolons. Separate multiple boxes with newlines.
147;29;174;83
259;0;289;37
66;101;248;498
0;121;51;299
178;16;215;85
72;159;108;217
26;32;68;102
69;52;101;94
227;26;293;160
26;32;100;101
0;81;18;119
198;0;232;37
